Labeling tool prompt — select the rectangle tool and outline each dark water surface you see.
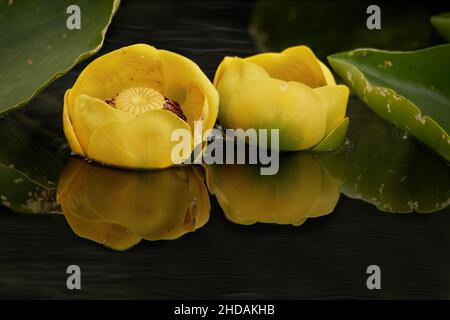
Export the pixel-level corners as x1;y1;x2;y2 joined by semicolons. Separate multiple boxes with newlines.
0;0;449;299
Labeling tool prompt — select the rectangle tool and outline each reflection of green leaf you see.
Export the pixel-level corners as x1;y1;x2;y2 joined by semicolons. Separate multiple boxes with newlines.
0;92;69;213
342;98;450;213
328;45;450;162
431;12;450;42
0;0;120;115
250;0;433;59
0;167;57;214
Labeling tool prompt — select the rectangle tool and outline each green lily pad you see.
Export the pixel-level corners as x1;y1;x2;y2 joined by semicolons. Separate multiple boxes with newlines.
250;0;434;59
431;12;450;42
0;92;69;213
341;97;450;213
328;44;450;162
0;0;120;115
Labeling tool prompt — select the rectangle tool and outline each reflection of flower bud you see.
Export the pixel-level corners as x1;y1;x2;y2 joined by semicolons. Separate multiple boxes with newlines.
57;158;210;250
204;153;342;226
214;46;349;152
63;44;218;169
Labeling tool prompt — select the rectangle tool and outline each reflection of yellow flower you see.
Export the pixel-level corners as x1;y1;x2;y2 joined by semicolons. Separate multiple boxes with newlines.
57;158;210;250
204;153;341;226
63;44;218;169
214;46;349;151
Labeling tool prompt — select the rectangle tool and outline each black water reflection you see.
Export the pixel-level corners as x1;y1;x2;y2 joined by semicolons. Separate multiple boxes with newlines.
58;158;209;250
205;152;343;226
0;92;68;213
342;98;450;213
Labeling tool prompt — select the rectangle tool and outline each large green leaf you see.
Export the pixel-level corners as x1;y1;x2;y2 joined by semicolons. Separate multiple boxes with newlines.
431;12;450;42
341;97;450;213
328;44;450;162
0;0;119;115
0;91;69;213
250;0;434;59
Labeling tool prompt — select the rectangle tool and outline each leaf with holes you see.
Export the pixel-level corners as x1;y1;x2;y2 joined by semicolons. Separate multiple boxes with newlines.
0;0;120;115
328;44;450;161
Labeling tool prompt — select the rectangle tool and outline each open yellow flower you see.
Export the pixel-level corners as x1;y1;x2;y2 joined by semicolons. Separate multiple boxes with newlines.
204;153;343;226
213;45;350;151
57;158;210;250
63;44;218;169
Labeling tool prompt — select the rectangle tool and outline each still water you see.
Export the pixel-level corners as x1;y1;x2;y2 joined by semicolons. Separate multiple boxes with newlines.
0;0;449;298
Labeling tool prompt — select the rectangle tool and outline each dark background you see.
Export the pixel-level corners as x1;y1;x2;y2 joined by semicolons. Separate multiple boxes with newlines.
0;0;449;299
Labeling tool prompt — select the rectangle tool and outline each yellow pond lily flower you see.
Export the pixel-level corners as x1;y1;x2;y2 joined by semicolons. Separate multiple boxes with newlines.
204;153;343;226
63;44;218;169
57;158;210;250
213;45;350;151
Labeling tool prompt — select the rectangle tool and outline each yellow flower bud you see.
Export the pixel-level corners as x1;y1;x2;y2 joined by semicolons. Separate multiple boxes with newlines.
213;45;350;151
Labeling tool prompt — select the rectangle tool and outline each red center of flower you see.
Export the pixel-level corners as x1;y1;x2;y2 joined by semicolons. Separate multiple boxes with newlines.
163;98;187;121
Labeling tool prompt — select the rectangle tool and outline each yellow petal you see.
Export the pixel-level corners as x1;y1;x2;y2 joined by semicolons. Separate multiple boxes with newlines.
59;161;103;222
314;85;349;133
82;167;192;238
213;56;234;88
216;57;269;112
70;94;135;152
244;45;327;88
305;165;341;217
140;167;210;240
58;159;141;250
217;197;258;225
63;206;141;251
187;167;212;229
158;49;219;133
224;77;326;150
87;109;192;169
319;60;336;86
177;82;209;137
69;44;164;107
62;90;85;156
